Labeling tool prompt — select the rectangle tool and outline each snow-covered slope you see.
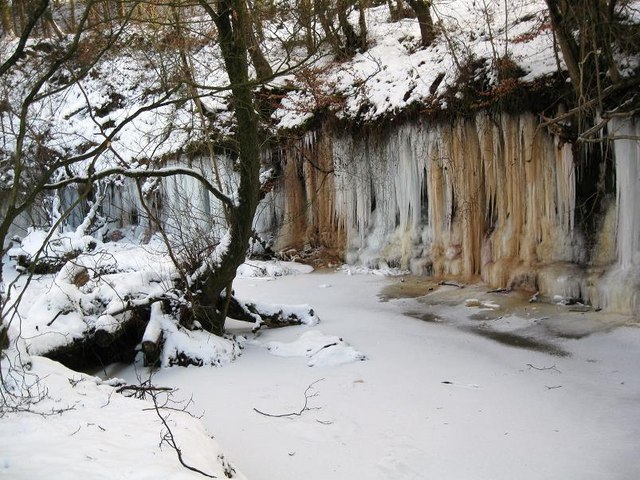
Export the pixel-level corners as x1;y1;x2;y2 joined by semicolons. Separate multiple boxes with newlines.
7;0;639;167
0;350;245;479
275;0;563;127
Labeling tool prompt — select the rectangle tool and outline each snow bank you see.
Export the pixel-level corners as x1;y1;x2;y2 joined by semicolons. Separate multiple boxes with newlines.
273;0;574;128
10;230;317;359
21;239;175;356
0;355;245;479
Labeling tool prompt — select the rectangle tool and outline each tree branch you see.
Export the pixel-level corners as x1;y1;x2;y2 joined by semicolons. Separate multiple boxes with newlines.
42;166;235;209
253;379;324;418
149;389;217;478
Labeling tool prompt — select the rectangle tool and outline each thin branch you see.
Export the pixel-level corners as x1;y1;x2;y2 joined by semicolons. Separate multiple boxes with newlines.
526;363;562;373
0;0;51;77
42;166;234;209
150;390;216;478
116;385;173;395
253;378;324;418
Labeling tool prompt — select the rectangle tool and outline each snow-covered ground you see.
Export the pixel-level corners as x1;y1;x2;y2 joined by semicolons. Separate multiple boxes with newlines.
2;259;640;479
98;268;640;480
0;354;245;479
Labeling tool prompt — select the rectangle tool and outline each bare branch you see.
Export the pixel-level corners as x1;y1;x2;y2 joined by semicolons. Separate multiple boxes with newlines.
253;379;324;418
0;0;51;77
42;166;234;209
149;389;216;478
526;363;562;373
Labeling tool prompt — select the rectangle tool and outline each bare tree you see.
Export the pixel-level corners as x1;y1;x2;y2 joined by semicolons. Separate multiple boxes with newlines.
315;0;367;58
544;0;640;139
1;0;326;370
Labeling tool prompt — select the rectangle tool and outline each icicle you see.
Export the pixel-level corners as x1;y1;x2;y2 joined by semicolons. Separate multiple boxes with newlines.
257;113;637;315
614;119;640;269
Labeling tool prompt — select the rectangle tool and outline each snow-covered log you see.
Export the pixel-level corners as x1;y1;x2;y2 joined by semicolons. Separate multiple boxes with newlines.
222;294;320;331
141;303;165;366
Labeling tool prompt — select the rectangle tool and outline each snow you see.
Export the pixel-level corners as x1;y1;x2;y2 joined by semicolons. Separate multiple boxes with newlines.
3;251;640;479
7;227;93;264
148;302;240;368
237;260;314;278
0;354;245;479
98;268;640;480
266;330;366;367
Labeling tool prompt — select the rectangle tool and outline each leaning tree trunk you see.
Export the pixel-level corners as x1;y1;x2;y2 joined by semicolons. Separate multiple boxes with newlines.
195;0;262;336
544;0;582;95
240;0;273;81
337;0;360;56
315;0;345;57
407;0;435;47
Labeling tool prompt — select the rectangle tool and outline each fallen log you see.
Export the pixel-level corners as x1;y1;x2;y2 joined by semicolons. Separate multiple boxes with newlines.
141;303;165;366
219;294;319;331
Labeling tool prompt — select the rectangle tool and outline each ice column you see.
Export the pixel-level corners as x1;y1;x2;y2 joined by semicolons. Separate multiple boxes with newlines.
614;119;640;269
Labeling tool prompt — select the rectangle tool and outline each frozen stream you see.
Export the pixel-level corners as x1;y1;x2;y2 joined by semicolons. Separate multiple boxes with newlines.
112;270;640;480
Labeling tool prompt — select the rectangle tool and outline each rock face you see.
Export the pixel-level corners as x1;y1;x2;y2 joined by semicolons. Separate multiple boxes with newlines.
257;114;640;314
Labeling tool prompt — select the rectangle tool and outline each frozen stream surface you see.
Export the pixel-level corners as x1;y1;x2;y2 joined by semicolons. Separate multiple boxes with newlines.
110;270;640;480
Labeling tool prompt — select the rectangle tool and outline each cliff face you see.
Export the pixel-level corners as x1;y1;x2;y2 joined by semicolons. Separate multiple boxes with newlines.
258;115;640;314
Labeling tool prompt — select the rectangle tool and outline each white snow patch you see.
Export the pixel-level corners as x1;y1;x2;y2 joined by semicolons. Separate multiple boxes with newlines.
237;260;314;278
266;330;366;367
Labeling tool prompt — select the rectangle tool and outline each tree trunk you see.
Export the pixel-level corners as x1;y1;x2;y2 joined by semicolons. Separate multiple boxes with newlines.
300;0;315;54
43;8;64;39
195;0;262;336
0;0;14;37
545;0;582;94
68;0;76;32
337;0;360;56
358;0;367;50
407;0;435;47
315;0;345;57
239;0;273;81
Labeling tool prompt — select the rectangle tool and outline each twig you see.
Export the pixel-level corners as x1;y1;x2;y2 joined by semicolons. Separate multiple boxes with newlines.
87;422;106;431
545;385;563;390
253;379;325;418
527;363;562;373
487;288;510;294
150;391;216;479
116;385;173;395
46;310;65;327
